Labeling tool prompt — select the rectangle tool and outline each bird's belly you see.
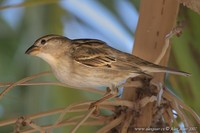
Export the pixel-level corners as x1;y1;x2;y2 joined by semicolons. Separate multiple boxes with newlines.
52;63;130;88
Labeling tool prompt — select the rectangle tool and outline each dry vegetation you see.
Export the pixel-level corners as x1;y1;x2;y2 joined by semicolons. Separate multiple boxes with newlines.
0;0;200;133
0;27;199;133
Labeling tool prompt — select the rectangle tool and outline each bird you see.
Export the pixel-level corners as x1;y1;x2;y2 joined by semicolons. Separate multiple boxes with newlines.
25;34;190;106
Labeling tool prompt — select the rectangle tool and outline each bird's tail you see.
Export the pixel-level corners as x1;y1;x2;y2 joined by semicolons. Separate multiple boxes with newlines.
162;69;191;77
142;65;191;77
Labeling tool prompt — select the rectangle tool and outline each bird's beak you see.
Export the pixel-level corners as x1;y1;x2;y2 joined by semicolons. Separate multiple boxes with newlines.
25;45;40;55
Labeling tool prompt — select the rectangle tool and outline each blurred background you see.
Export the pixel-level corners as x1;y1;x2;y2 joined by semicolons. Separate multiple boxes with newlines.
0;0;199;132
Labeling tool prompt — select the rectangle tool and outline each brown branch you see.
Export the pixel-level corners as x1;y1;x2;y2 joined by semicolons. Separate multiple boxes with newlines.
120;110;133;133
70;107;96;133
1;1;199;132
0;81;105;95
163;88;200;124
96;113;125;133
0;71;51;100
0;100;133;127
122;0;180;128
21;119;105;133
14;117;45;133
154;26;183;64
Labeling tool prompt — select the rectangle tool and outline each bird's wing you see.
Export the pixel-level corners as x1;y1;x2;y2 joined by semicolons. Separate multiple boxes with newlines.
70;39;145;74
70;39;117;68
70;39;190;77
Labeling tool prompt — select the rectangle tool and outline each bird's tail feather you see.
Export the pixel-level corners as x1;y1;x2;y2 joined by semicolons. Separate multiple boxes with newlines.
163;69;191;77
143;65;191;77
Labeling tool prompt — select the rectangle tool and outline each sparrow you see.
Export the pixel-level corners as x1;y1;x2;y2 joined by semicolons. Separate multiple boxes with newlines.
25;34;190;90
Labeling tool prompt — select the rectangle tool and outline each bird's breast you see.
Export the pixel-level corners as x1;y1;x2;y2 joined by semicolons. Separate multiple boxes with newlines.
51;59;130;88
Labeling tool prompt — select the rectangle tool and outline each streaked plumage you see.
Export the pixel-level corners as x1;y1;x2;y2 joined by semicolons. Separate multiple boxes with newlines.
25;34;190;89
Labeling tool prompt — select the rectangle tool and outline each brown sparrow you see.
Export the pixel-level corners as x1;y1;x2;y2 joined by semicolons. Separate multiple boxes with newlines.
25;34;190;90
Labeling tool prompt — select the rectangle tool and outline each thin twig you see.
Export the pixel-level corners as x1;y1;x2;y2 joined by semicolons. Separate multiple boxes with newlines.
22;119;105;133
53;104;74;126
0;101;90;127
163;88;200;124
163;111;172;127
120;110;133;133
139;96;157;107
22;118;46;133
14;117;45;133
96;113;125;133
0;100;122;127
0;81;105;95
0;71;51;100
70;107;96;133
166;108;179;127
171;101;188;127
53;102;92;126
154;26;182;64
22;114;110;133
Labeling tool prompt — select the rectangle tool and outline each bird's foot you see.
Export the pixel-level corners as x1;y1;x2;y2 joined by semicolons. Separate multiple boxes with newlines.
88;88;118;115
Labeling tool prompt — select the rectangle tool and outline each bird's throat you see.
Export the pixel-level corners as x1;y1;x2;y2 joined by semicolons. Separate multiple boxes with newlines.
37;53;58;68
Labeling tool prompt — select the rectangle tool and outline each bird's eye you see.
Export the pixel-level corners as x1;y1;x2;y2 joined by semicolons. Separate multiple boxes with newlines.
41;39;46;45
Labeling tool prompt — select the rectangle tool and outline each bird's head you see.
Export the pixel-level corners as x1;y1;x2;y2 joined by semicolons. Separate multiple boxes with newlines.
25;34;71;66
